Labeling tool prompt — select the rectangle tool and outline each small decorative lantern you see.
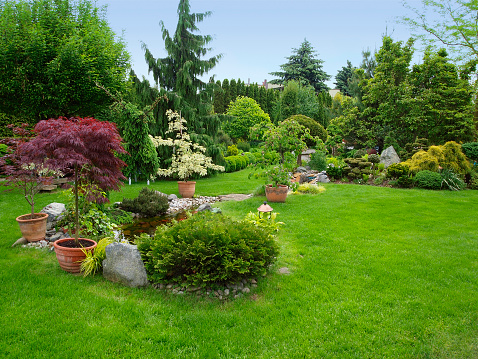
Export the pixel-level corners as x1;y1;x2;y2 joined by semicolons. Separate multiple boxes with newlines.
257;201;273;219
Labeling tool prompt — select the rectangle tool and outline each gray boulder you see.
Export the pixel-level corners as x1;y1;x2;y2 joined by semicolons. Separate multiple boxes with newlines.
197;203;212;212
103;243;149;288
296;166;308;173
168;194;178;201
41;202;66;223
380;146;401;168
316;173;330;183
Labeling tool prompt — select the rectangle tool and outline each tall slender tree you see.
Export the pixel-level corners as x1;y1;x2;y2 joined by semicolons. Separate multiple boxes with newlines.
269;39;330;93
142;0;222;133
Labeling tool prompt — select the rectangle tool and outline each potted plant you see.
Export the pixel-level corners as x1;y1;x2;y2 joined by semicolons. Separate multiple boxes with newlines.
20;117;127;273
1;124;57;242
251;119;313;202
149;110;224;198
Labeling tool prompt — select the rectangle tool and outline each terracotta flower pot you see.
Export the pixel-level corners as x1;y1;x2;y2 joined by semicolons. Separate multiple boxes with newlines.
265;184;289;203
16;213;48;242
53;238;97;274
178;181;196;198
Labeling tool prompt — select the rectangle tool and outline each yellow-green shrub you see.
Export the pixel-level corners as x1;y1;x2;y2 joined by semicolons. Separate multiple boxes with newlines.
404;141;469;175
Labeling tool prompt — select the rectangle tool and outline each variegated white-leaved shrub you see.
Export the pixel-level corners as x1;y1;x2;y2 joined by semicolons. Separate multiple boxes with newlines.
149;110;224;181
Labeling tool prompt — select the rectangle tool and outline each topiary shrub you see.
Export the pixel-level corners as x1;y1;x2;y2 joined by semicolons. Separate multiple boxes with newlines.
136;212;279;287
414;170;442;190
386;163;410;178
326;163;344;180
224;157;236;172
353;149;367;159
121;187;169;217
286;114;327;147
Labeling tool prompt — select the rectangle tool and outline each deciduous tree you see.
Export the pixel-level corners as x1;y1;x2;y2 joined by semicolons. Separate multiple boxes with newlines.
0;0;130;121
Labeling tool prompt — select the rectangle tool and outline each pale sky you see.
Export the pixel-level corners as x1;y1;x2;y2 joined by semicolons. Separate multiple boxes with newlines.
98;0;426;88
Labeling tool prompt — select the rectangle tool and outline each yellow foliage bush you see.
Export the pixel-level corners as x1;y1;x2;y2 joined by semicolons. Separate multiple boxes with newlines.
403;141;470;175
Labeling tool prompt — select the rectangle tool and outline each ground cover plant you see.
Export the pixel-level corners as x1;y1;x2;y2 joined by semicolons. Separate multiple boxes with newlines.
1;169;477;358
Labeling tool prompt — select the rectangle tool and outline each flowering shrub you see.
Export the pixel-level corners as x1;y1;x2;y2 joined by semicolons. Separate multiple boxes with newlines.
149;110;224;181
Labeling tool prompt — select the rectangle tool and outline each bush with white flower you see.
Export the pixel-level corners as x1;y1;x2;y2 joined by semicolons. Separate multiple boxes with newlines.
149;110;224;181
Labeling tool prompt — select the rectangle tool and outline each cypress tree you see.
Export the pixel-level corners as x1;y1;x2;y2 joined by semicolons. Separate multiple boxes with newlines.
230;79;238;103
237;79;245;97
213;80;225;114
222;79;231;107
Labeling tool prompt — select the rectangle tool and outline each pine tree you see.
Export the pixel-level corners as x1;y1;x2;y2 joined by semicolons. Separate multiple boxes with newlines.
270;39;330;93
334;60;355;96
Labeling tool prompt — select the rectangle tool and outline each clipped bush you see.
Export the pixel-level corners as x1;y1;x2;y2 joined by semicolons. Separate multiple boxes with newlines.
461;142;478;161
121;187;169;217
353;149;367;159
386;163;410;178
224;157;236;172
136;212;279;286
308;151;327;171
326;163;344;180
414;170;442;190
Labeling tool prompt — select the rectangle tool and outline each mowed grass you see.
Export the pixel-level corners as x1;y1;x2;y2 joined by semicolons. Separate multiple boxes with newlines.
1;172;477;358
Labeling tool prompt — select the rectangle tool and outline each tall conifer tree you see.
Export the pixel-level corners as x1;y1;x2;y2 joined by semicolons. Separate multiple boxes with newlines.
270;39;330;93
142;0;221;133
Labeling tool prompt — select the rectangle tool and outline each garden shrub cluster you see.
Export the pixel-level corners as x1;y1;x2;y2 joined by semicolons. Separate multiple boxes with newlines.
136;212;279;287
121;187;169;217
343;157;372;180
224;150;279;173
414;170;442;190
404;141;470;175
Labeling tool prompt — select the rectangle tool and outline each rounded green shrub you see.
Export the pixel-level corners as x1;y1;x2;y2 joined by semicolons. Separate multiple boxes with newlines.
121;187;169;217
227;144;239;156
224;157;236;172
414;170;442;190
136;212;279;287
386;163;410;178
286;114;327;147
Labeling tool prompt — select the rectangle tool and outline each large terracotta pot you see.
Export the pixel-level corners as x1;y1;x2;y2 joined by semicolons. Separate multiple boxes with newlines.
53;238;97;274
16;213;48;242
265;184;289;203
178;181;196;198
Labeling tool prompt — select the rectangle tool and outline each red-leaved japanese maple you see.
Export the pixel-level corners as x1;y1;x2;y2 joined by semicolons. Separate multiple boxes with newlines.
20;117;127;245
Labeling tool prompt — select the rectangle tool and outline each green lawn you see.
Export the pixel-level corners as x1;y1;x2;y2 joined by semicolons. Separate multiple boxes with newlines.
1;172;477;358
